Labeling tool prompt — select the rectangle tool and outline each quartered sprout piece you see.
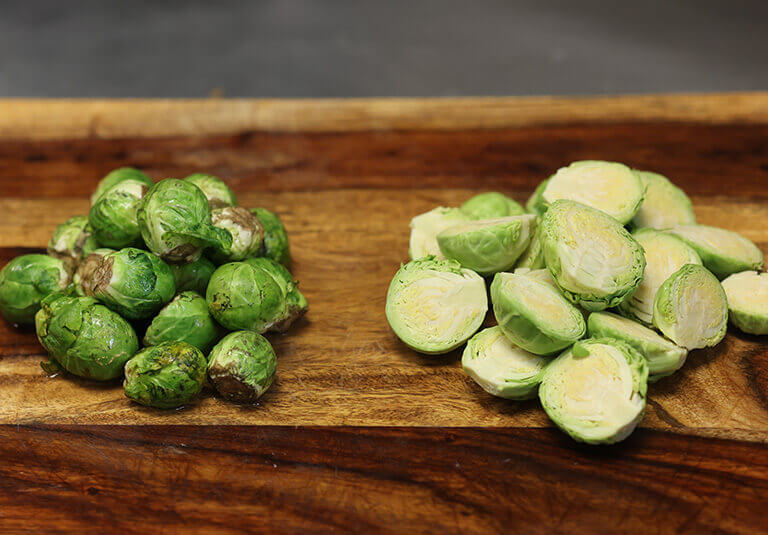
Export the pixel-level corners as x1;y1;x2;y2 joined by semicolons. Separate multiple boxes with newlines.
668;224;764;279
386;257;487;354
514;221;545;270
409;207;468;260
653;264;728;349
539;338;648;445
490;272;585;355
631;171;696;229
721;271;768;335
462;326;549;400
437;214;536;275
540;200;645;311
588;311;687;380
619;229;702;325
460;192;525;220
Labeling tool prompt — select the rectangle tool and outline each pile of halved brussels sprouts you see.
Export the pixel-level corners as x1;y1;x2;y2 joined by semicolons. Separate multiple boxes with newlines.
387;160;766;445
0;168;307;409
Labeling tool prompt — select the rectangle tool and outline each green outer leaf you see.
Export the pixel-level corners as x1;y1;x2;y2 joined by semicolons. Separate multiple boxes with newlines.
91;167;153;205
460;192;525;220
721;271;768;335
250;208;291;266
0;254;70;324
207;331;277;403
144;291;221;353
667;224;764;279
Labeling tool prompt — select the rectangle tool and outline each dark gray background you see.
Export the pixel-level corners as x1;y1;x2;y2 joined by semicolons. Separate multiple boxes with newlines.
1;0;766;98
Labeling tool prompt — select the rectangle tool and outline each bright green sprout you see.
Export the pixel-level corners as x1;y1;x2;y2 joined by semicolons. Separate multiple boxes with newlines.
250;208;291;267
207;331;277;403
631;171;696;229
721;271;768;335
183;173;238;208
526;179;549;216
91;167;153;206
169;256;216;295
243;258;308;331
460;192;525;220
514;221;545;270
73;248;115;296
0;254;71;324
668;224;763;279
409;207;468;260
144;291;221;353
89;179;149;248
209;206;264;263
47;215;99;263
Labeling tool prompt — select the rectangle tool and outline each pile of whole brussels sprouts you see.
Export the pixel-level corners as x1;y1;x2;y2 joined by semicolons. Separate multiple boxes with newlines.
0;167;307;409
386;160;766;445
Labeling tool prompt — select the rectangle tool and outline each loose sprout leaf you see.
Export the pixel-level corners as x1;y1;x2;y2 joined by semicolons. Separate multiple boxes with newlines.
631;171;696;229
668;224;764;279
460;192;525;220
721;271;768;335
408;207;468;260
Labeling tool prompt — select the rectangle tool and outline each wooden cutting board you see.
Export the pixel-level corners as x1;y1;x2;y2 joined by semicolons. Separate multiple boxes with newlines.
0;95;767;533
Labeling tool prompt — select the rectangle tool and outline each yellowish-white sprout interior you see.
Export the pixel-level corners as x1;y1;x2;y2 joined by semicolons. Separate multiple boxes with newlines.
665;274;726;349
671;225;762;265
409;207;467;260
632;171;695;229
505;274;579;330
722;271;768;316
514;267;557;287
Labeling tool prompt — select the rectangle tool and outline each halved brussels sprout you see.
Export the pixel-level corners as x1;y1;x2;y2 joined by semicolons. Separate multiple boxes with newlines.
47;215;99;263
460;192;525;220
0;254;71;324
144;291;220;352
526;179;549;216
513;267;557;287
539;337;648;445
385;257;487;354
653;264;728;349
667;224;763;279
721;271;768;335
169;256;215;295
250;208;290;266
209;206;264;263
89;178;149;248
588;311;687;380
183;173;237;208
618;229;702;325
409;207;468;260
73;248;115;296
207;331;277;403
514;222;545;270
631;171;696;229
491;272;585;355
137;178;232;263
540;161;645;224
540;200;645;311
437;215;536;275
462;326;549;400
91;167;153;206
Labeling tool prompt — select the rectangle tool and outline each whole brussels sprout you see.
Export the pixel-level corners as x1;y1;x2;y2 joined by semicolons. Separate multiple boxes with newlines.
409;207;468;260
460;192;525;220
89;178;149;248
169;256;216;294
183;173;237;208
721;271;768;335
73;248;115;296
91;167;153;206
47;215;100;263
144;291;220;352
85;248;175;320
667;224;763;279
137;178;232;263
207;331;277;403
209;206;264;263
123;341;207;409
35;293;138;380
243;257;308;330
0;254;71;324
250;208;291;266
631;171;696;229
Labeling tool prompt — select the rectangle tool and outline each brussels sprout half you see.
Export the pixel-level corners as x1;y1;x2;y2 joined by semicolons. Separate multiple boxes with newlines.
47;215;99;263
91;167;153;206
385;257;487;354
668;224;763;279
89;178;149;248
0;254;71;324
540;200;645;311
539;338;648;445
169;256;216;295
653;264;728;349
207;331;277;403
514;221;545;270
526;179;549;216
460;192;525;220
631;171;696;229
721;271;768;335
209;206;264;263
462;326;548;400
144;291;221;352
183;173;237;208
73;248;115;296
409;207;468;260
250;208;291;267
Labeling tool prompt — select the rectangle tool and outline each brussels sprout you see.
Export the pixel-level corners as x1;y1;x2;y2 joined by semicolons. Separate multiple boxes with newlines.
207;331;277;403
539;338;648;445
513;267;557;287
462;326;548;400
243;257;308;331
540;200;645;311
91;167;153;206
183;173;237;208
85;248;175;320
526;179;549;215
667;224;763;279
491;272;585;355
653;264;728;349
137;178;232;263
631;171;696;229
436;215;536;276
460;192;525;220
209;206;264;263
409;207;468;260
587;311;687;380
73;248;115;296
250;208;291;266
540;161;645;224
721;271;768;335
0;254;71;324
144;291;221;352
47;215;99;263
123;341;207;409
88;179;149;248
514;222;545;270
385;256;487;354
169;256;215;294
618;229;702;325
35;294;138;380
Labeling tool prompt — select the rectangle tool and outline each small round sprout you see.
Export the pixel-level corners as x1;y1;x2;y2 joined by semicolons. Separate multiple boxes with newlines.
437;215;536;276
243;258;308;332
47;215;99;263
209;206;264;263
588;311;687;380
73;248;115;296
539;338;648;445
144;291;220;352
207;331;277;403
250;208;291;266
137;178;232;263
85;248;175;320
514;222;545;270
409;207;468;260
667;224;763;279
653;264;728;349
618;229;702;325
631;171;696;229
169;256;216;295
89;178;149;248
721;271;768;335
35;294;138;380
540;200;645;311
460;192;525;220
491;272;585;355
462;326;548;400
0;254;70;324
91;167;153;206
184;173;237;208
123;341;207;409
540;161;645;224
385;257;487;354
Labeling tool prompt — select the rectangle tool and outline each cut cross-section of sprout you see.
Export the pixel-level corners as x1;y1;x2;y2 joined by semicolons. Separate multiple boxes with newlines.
721;271;768;335
460;192;525;220
514;221;545;270
631;171;696;229
408;207;468;260
667;224;763;279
